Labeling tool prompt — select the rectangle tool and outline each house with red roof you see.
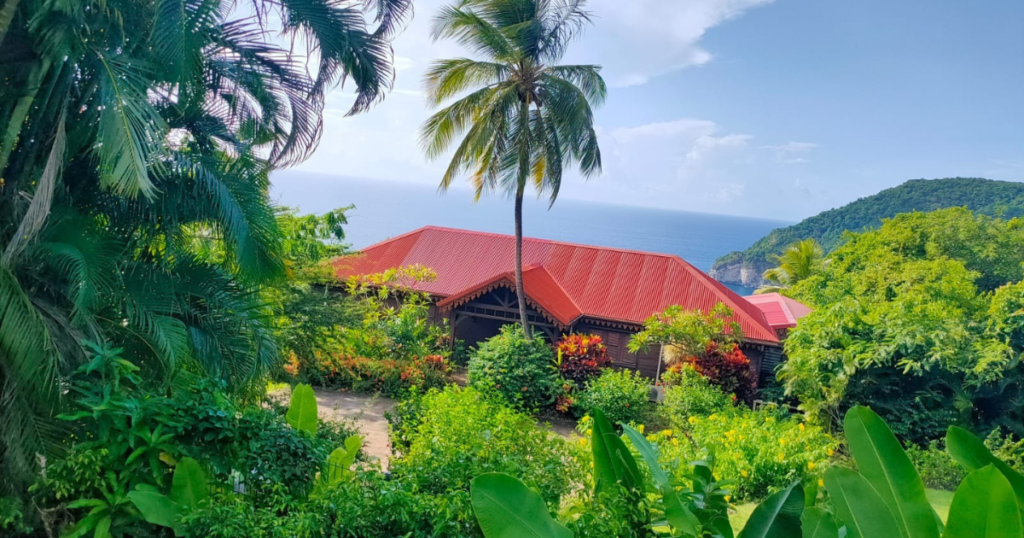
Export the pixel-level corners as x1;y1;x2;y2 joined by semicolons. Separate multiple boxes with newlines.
332;226;803;380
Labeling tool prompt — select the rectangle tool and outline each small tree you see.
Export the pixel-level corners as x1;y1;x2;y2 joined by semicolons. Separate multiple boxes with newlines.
628;302;741;363
629;303;755;403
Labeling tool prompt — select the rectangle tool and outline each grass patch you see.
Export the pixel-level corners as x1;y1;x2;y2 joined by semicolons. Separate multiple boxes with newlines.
730;488;954;530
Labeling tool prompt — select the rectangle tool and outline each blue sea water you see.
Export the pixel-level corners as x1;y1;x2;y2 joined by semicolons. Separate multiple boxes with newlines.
270;171;792;295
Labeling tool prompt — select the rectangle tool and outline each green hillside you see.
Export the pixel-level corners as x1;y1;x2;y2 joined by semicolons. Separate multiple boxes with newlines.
710;177;1024;287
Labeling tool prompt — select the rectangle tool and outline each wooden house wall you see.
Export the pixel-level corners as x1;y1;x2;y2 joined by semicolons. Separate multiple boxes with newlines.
574;323;662;379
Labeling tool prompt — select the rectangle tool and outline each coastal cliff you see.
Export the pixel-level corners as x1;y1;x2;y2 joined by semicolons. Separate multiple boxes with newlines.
708;257;771;288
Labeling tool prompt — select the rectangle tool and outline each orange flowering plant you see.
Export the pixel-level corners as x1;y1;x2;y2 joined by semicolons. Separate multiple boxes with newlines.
555;333;611;387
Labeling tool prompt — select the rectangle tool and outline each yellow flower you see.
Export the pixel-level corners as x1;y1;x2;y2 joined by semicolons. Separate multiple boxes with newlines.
779;439;786;446
662;429;673;437
579;438;588;445
827;448;834;457
587;429;593;437
798;423;805;431
778;453;785;462
740;470;749;478
637;424;645;434
807;461;816;470
688;416;698;424
724;495;731;502
818;479;825;487
671;438;679;446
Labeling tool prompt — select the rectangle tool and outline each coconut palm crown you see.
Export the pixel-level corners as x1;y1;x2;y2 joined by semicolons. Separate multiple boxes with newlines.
420;0;605;336
757;238;825;293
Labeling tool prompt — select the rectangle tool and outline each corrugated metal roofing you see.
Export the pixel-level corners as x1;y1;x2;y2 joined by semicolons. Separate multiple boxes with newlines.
332;226;780;344
742;293;812;330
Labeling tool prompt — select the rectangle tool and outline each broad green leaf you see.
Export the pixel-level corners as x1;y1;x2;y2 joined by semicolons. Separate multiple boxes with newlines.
947;426;1024;511
944;465;1022;538
590;409;641;496
738;481;804;538
169;457;207;510
801;507;839;538
286;383;318;436
622;424;700;535
94;516;112;538
128;490;184;536
844;406;939;538
327;435;362;483
824;467;902;538
470;472;573;538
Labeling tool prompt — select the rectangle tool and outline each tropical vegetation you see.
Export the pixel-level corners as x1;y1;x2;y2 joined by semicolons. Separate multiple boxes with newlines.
0;0;411;491
472;406;1024;538
711;177;1024;287
780;208;1024;443
756;237;824;293
420;0;605;336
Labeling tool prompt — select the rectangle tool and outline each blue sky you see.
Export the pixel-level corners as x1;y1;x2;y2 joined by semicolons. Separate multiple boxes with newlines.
291;0;1024;221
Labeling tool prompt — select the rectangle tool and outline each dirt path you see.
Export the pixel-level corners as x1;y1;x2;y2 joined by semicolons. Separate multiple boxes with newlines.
313;389;397;469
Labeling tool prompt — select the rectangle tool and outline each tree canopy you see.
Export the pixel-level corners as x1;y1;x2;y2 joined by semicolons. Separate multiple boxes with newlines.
780;208;1024;443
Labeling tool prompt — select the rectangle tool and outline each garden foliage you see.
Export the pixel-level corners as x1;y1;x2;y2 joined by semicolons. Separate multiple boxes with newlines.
473;406;1024;538
574;369;651;426
468;325;561;410
555;333;611;386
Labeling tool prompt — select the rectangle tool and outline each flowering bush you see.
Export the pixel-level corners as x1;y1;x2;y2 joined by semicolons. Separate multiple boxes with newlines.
680;342;756;405
660;364;736;428
468;325;560;410
556;333;611;386
649;410;837;501
574;369;650;426
305;354;450;397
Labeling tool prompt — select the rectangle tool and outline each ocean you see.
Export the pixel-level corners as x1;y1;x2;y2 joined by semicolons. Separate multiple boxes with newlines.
270;171;792;295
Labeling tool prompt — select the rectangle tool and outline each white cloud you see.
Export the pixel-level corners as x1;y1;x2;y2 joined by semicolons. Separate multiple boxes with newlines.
764;141;817;163
686;134;753;163
567;0;775;86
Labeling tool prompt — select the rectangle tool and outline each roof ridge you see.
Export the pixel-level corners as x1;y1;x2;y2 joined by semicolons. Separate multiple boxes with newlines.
417;225;687;261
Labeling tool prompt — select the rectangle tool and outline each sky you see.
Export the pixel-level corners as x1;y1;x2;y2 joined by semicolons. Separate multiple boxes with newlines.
288;0;1024;221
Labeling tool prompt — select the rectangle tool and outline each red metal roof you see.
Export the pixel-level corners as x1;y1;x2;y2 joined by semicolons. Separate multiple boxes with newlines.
742;293;812;330
332;226;780;344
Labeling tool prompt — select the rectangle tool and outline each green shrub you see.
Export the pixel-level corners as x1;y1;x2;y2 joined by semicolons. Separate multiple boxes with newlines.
660;364;735;427
651;410;838;501
389;386;584;504
0;496;31;535
906;441;965;491
985;427;1024;474
468;325;560;410
574;369;650;426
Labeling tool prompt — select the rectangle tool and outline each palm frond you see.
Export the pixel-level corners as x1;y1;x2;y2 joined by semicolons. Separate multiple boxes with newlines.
0;264;59;482
94;52;167;199
423;58;509;106
2;109;66;267
430;4;517;61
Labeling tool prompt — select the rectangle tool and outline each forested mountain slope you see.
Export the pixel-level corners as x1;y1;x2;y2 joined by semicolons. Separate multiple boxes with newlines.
710;177;1024;287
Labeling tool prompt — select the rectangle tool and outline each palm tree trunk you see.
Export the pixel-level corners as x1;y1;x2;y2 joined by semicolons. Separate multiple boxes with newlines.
514;185;530;338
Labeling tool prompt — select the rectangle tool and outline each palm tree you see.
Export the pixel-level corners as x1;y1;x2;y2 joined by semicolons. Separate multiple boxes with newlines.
420;0;605;336
757;238;824;293
0;0;410;488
